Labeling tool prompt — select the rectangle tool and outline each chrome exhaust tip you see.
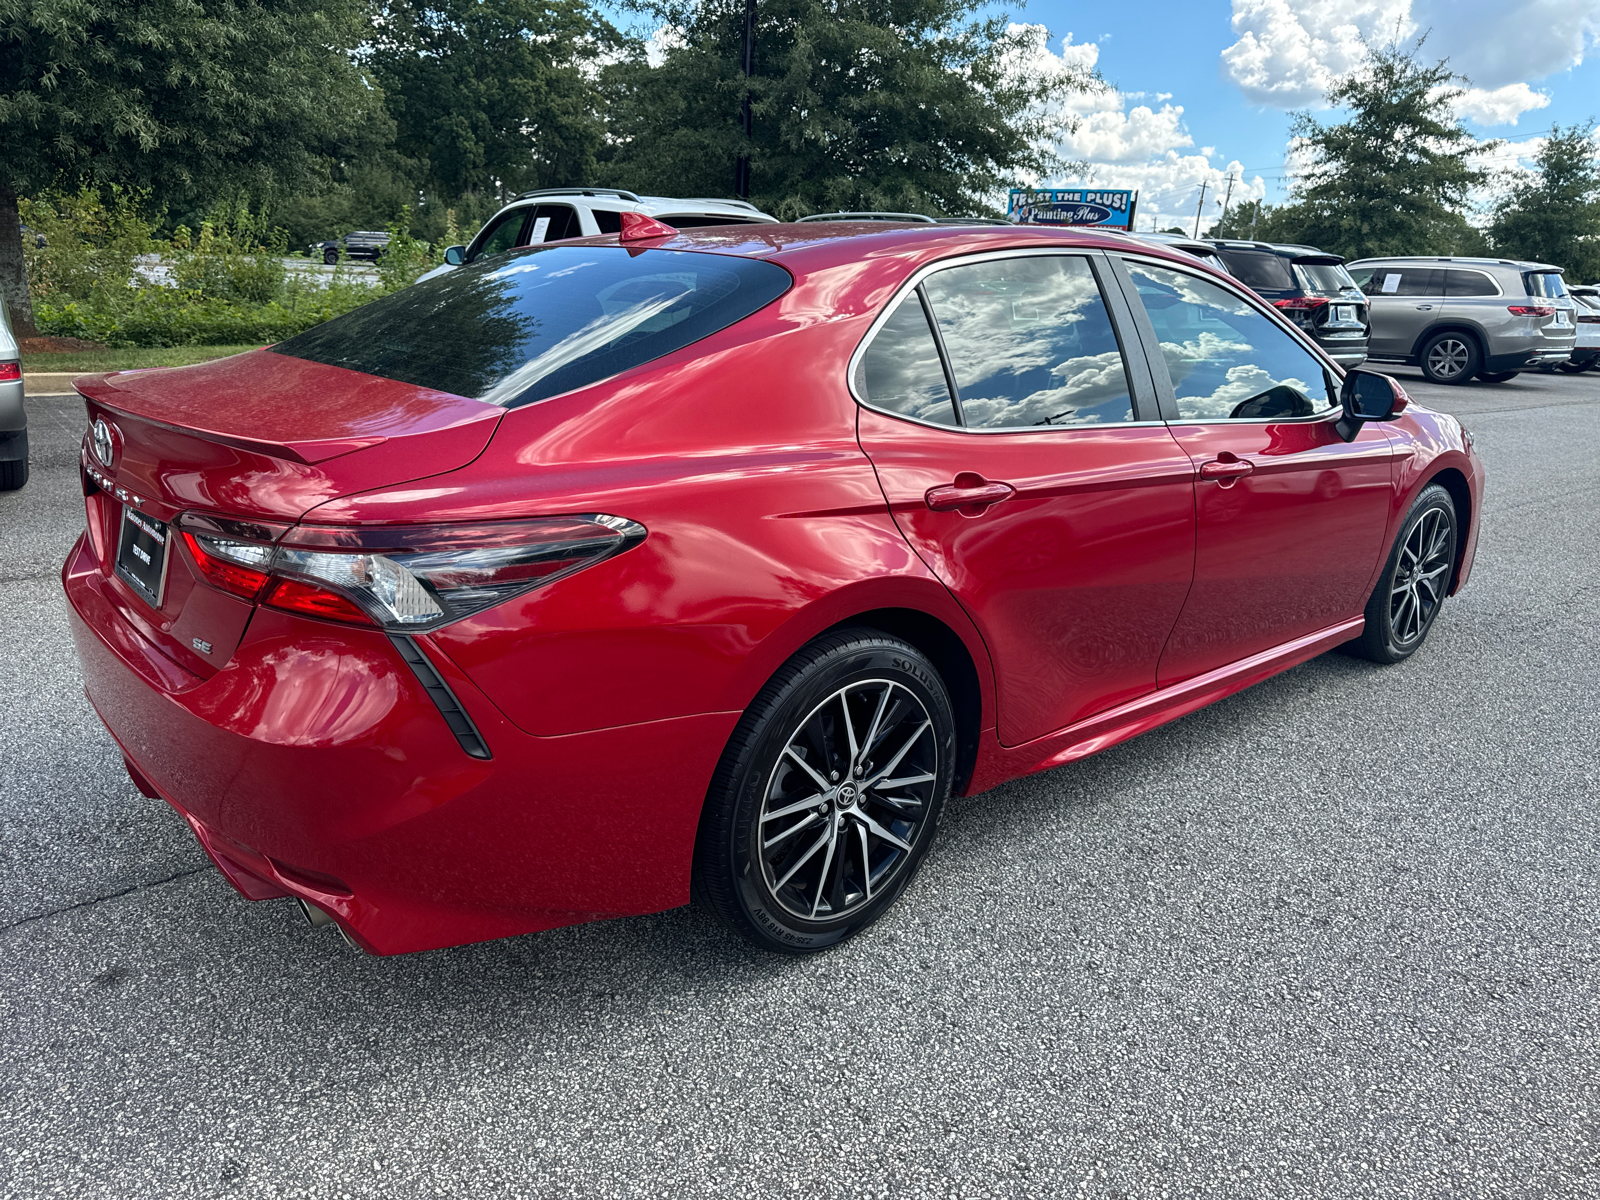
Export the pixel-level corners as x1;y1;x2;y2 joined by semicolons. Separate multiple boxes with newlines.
296;896;334;928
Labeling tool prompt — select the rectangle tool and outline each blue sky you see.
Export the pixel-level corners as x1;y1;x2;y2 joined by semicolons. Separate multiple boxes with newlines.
1016;0;1600;232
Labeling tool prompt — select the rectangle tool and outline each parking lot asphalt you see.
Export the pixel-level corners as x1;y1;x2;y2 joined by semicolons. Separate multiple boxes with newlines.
2;367;1596;1198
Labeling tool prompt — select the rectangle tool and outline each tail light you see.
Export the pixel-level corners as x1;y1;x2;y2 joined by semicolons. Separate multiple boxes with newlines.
0;362;19;382
176;513;645;631
1508;305;1555;317
1270;297;1330;310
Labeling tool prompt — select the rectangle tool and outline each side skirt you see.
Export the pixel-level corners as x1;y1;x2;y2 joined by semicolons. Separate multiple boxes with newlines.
965;616;1364;794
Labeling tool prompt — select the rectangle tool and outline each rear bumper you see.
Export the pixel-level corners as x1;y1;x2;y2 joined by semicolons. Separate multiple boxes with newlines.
63;533;735;954
0;378;24;435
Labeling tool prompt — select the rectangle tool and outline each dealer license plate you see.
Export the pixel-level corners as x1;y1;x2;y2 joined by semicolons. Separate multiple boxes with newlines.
115;505;170;607
1553;309;1570;326
1334;305;1355;323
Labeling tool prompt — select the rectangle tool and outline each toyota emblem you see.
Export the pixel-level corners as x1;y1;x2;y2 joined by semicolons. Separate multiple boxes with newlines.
92;419;116;467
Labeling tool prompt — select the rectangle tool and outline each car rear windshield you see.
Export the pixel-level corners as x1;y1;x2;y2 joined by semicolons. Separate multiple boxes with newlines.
1213;249;1294;291
1292;261;1356;294
1524;271;1568;298
270;245;792;407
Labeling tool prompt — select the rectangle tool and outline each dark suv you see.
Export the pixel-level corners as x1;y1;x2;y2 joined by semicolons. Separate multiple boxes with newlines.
1204;240;1369;367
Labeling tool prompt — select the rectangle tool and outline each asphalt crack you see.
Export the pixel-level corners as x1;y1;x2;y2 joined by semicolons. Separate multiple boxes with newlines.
0;867;208;937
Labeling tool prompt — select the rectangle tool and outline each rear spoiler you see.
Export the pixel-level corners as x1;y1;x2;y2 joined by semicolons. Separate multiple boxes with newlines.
1291;254;1345;266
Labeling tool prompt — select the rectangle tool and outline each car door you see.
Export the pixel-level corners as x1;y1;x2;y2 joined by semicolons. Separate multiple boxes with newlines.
1363;266;1445;358
1111;256;1397;687
855;250;1197;746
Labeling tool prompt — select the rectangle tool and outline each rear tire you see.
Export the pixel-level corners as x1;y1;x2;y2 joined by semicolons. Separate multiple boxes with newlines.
1556;360;1588;374
1343;484;1458;663
0;431;28;491
693;628;955;954
1476;370;1519;383
1419;331;1481;385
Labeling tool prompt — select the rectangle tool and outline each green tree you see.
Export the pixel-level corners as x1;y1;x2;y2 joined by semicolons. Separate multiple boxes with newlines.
368;0;625;206
1487;123;1600;280
600;1;1097;218
0;0;379;335
1207;199;1302;243
1277;40;1490;260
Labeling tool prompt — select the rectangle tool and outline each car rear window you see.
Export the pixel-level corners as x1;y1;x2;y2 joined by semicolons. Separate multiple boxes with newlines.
270;245;792;408
1213;249;1294;290
1292;261;1355;294
1524;271;1568;298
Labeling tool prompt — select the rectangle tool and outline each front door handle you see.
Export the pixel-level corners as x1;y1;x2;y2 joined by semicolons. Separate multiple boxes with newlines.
925;473;1016;513
1198;455;1255;484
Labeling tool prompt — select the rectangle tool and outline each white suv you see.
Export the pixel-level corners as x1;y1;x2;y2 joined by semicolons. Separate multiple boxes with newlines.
418;189;778;282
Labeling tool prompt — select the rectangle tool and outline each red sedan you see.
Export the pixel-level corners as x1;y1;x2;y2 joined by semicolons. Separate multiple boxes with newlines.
63;220;1483;955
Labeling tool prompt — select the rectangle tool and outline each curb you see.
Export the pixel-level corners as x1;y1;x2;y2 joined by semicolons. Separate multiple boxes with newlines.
24;373;81;394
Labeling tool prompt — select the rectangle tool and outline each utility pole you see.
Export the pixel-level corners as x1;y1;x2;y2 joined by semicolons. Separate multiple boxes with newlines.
734;0;756;200
1191;179;1208;238
1217;173;1236;230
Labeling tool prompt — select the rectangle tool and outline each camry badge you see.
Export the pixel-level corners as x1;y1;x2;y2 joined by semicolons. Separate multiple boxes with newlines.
92;419;117;467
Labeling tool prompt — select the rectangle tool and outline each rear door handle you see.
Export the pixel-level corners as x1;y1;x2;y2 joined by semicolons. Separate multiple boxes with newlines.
1415;304;1434;310
1198;456;1255;483
925;474;1016;513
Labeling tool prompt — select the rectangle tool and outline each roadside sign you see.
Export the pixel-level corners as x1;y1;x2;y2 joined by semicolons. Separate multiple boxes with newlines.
1008;188;1137;230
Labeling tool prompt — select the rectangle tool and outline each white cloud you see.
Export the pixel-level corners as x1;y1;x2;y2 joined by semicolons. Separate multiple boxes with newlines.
1011;30;1266;235
1223;0;1600;109
1222;0;1412;107
1452;83;1551;126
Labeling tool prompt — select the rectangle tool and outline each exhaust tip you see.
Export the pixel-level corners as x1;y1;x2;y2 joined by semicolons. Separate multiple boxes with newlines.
296;897;334;928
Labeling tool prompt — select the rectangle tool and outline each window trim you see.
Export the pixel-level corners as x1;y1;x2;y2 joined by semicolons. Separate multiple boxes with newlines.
846;248;1163;434
1106;251;1347;427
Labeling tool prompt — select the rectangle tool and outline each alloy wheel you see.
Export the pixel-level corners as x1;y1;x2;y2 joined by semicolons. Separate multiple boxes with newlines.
1389;507;1453;646
1426;338;1472;380
757;679;938;921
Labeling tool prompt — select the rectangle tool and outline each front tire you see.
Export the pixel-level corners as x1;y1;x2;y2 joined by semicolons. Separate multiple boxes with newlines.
323;248;339;265
694;628;955;953
1343;484;1458;663
1419;331;1481;385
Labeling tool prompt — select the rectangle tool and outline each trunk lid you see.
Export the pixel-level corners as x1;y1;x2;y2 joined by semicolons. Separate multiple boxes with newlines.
73;350;502;682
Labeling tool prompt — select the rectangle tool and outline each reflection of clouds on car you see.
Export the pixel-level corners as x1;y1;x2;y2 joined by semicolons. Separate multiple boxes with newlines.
1129;262;1335;421
961;350;1130;427
923;256;1134;428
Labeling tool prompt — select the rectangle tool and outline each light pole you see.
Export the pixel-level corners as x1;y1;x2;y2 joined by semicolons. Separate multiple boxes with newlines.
735;0;756;200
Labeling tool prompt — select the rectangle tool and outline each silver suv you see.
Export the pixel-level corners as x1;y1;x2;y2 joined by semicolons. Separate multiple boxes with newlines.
418;189;777;283
1345;256;1578;384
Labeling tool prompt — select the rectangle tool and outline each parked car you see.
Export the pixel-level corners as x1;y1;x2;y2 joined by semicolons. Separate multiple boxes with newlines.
797;211;938;223
0;298;24;490
1204;240;1368;367
64;223;1482;957
19;223;47;248
311;231;390;265
417;189;777;282
1561;285;1600;372
1128;232;1234;276
1344;256;1578;384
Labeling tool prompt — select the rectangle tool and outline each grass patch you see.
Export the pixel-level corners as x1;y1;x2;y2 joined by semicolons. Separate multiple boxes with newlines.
22;344;265;373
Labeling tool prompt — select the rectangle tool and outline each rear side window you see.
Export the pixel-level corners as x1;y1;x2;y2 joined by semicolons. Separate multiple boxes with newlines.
856;296;959;426
1213;250;1294;291
1525;271;1567;298
1445;269;1499;297
920;256;1133;428
271;245;792;408
1370;268;1444;297
529;204;581;242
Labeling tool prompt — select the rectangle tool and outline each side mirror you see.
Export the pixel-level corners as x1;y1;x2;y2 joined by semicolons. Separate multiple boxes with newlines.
1335;367;1408;442
443;244;467;266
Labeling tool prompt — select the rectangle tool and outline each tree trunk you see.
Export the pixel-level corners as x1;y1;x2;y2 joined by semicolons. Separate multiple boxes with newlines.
0;185;39;339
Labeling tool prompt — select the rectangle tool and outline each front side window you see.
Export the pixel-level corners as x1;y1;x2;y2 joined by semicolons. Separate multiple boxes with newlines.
919;256;1134;428
271;245;792;408
1124;261;1336;421
471;210;527;261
